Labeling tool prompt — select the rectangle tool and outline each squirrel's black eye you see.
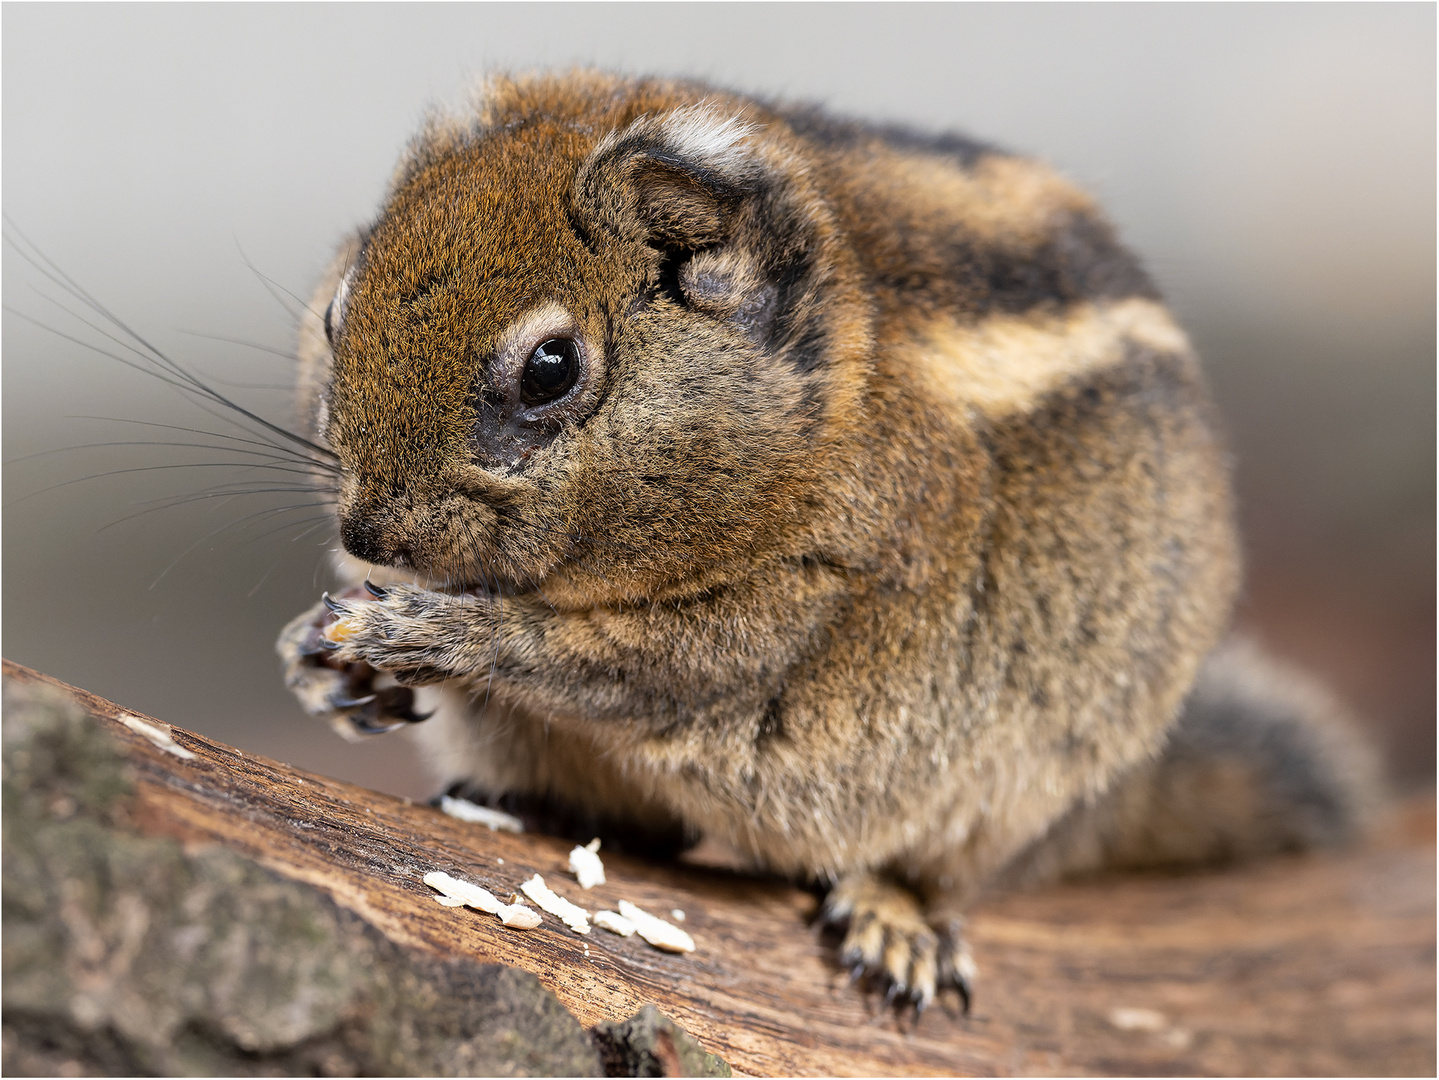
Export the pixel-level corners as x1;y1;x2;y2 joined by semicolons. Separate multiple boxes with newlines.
520;338;580;406
323;299;336;346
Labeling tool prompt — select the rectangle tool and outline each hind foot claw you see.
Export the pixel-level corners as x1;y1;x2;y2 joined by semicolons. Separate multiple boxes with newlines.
933;917;977;1015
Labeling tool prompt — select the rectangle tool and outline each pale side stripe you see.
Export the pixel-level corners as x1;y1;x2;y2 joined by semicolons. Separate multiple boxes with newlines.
912;297;1192;421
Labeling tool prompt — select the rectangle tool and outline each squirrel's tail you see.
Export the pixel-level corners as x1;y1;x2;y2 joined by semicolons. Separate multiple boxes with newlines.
1000;638;1385;889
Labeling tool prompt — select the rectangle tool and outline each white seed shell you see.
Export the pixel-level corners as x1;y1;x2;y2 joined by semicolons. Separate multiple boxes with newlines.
618;900;695;953
439;796;525;832
423;871;539;930
117;713;197;760
497;905;543;929
594;910;637;937
569;838;606;889
520;873;591;934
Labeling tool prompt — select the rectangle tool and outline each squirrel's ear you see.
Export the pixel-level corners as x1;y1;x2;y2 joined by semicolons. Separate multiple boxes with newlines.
576;104;843;369
576;106;763;249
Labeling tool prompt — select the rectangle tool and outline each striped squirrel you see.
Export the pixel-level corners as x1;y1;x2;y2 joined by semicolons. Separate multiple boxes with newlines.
277;71;1381;1013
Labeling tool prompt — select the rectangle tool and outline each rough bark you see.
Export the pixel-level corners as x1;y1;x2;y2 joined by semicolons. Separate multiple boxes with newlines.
2;660;1432;1076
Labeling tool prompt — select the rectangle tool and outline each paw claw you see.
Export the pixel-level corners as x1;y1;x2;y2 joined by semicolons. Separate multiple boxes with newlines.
372;686;433;726
321;591;346;614
347;714;409;735
297;637;329;659
328;692;378;710
363;580;389;598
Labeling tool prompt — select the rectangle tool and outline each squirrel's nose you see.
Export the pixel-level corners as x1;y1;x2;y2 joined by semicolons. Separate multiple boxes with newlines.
340;513;411;568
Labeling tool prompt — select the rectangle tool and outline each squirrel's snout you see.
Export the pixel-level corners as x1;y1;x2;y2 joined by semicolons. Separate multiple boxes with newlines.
340;512;410;569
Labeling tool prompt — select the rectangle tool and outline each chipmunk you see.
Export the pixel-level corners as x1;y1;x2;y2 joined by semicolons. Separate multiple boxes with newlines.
277;71;1380;1013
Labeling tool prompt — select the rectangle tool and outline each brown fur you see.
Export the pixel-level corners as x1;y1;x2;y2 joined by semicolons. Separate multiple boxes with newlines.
276;71;1378;1010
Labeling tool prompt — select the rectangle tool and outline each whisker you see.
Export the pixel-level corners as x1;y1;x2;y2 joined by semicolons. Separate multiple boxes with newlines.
96;490;333;532
222;509;337;543
246;564;277;598
6;439;334;473
4;299;336;469
147;512;257;590
280;517;339;545
61;415;337;470
5;461;333;509
4;226;337;464
174;326;301;366
181;393;335;470
136;503;335;589
235;242;325;323
5;304;206;400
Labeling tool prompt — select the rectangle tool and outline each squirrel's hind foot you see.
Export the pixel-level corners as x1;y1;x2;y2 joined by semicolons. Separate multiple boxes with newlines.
822;872;975;1019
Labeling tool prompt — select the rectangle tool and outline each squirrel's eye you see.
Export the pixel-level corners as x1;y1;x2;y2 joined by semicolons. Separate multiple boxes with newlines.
520;338;580;406
323;299;336;346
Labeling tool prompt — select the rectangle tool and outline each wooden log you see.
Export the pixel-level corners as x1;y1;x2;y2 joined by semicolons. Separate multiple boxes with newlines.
3;659;1433;1076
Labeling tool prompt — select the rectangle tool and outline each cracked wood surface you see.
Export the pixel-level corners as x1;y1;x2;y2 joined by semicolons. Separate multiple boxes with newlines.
5;659;1433;1077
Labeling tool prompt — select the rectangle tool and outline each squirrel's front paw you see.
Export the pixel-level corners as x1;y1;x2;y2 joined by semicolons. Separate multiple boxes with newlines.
822;872;976;1019
318;581;487;686
277;591;433;739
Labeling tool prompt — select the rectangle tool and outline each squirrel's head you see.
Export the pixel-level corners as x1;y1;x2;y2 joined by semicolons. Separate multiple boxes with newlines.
304;74;871;602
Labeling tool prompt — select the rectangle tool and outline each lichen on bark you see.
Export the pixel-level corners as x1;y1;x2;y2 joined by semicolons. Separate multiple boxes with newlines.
594;1006;732;1077
2;679;605;1076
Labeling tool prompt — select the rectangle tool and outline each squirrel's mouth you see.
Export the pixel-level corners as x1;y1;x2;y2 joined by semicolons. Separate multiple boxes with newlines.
342;556;537;601
443;574;537;599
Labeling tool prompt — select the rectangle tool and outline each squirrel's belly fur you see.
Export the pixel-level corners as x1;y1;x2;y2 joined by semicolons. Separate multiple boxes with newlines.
281;70;1380;1009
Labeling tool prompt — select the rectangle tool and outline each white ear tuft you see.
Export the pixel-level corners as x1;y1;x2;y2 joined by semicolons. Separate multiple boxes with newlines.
657;103;759;173
587;102;762;181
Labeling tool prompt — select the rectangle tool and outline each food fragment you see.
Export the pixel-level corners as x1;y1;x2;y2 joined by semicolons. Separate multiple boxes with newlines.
424;870;502;911
594;910;637;937
439;796;525;833
520;874;591;934
323;618;357;643
1108;1007;1168;1033
670;909;686;922
569;837;605;888
618;900;695;953
117;713;197;760
423;871;540;929
497;905;543;929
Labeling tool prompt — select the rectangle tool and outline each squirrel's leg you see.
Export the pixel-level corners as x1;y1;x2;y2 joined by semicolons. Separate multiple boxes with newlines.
314;568;848;719
821;872;975;1016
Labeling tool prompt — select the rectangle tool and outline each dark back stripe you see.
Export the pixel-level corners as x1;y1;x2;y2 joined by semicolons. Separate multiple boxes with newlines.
774;103;996;168
772;103;1157;318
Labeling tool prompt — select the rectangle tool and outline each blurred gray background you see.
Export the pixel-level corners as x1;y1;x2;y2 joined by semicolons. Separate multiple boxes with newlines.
5;3;1433;800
